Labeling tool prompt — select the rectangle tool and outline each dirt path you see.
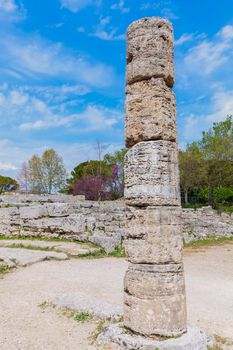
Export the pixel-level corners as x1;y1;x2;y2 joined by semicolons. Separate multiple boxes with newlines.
0;244;233;349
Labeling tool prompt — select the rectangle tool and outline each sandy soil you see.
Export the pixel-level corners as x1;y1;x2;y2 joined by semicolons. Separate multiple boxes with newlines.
0;243;233;349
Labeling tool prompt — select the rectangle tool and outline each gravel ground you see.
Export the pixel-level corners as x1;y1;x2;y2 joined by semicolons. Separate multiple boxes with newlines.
0;243;233;349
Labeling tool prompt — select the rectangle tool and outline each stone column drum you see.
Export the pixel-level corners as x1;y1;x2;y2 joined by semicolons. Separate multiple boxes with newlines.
124;17;187;337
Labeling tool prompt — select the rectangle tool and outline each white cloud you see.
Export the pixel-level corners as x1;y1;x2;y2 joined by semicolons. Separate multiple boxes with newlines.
175;33;195;46
60;0;99;12
0;0;25;22
0;0;17;12
0;33;116;87
160;7;178;20
22;84;90;104
0;162;17;171
0;93;6;105
0;138;124;177
18;104;121;132
47;22;64;29
182;89;233;143
218;25;233;41
111;0;129;13
183;25;233;76
91;16;125;41
140;1;178;19
0;84;122;135
205;90;233;123
10;90;28;105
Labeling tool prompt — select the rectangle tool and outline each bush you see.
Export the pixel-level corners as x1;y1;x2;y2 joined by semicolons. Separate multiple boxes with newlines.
72;175;110;201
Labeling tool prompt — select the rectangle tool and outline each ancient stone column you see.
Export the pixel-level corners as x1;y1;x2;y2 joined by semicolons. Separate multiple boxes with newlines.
124;17;187;337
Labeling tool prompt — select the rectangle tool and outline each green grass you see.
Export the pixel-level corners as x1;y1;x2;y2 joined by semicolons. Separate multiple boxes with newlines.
0;266;9;274
216;204;233;213
108;246;125;257
185;236;233;248
0;235;125;259
74;312;93;323
75;246;125;259
90;320;105;344
3;243;54;252
182;203;207;210
0;234;97;248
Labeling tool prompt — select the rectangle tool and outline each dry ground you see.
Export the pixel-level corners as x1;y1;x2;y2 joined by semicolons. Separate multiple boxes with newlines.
0;243;233;349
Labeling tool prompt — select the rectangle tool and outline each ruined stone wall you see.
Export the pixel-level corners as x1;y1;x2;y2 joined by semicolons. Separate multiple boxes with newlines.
181;206;233;242
0;194;125;253
0;195;233;252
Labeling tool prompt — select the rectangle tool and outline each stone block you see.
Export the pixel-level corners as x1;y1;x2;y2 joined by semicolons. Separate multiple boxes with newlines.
124;263;185;298
124;292;187;337
124;206;182;263
0;207;19;219
46;203;70;217
124;140;180;206
20;206;48;220
127;18;174;87
125;78;176;147
98;324;212;350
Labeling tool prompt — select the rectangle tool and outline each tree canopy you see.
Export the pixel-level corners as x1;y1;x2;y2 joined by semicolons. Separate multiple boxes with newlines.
0;176;18;194
20;149;67;194
69;148;127;200
179;116;233;208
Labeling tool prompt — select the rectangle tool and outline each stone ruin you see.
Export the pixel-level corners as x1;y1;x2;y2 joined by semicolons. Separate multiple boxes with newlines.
98;17;212;350
0;17;218;349
123;17;187;337
1;194;233;252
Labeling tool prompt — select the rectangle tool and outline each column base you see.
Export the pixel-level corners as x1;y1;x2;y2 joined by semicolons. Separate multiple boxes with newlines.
98;323;214;350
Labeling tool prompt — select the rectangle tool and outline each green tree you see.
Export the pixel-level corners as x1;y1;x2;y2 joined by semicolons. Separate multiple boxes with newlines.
28;149;67;193
17;162;30;192
104;148;127;199
68;160;111;189
0;176;18;194
179;143;206;205
199;116;233;205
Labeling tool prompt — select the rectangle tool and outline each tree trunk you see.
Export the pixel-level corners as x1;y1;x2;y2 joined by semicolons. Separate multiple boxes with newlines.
184;188;189;205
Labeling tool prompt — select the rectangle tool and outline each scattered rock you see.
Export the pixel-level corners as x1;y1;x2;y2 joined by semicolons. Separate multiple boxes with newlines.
50;293;123;321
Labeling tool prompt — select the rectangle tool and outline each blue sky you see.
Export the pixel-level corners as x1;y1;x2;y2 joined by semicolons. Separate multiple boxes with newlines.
1;0;233;178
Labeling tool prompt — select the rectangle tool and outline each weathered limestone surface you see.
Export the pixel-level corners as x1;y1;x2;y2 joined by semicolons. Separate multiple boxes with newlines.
124;140;180;206
1;195;233;251
126;17;174;87
98;324;213;350
124;17;187;338
124;263;185;298
126;78;176;147
124;263;186;336
124;293;187;337
124;206;182;263
0;196;125;253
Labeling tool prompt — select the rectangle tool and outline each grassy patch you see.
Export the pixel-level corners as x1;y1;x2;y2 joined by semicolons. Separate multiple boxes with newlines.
75;246;125;259
90;320;105;343
0;235;125;259
185;236;233;248
182;204;207;210
38;301;49;309
74;248;106;259
74;312;93;323
108;246;125;257
0;266;9;274
0;234;97;248
3;243;54;252
210;334;233;350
